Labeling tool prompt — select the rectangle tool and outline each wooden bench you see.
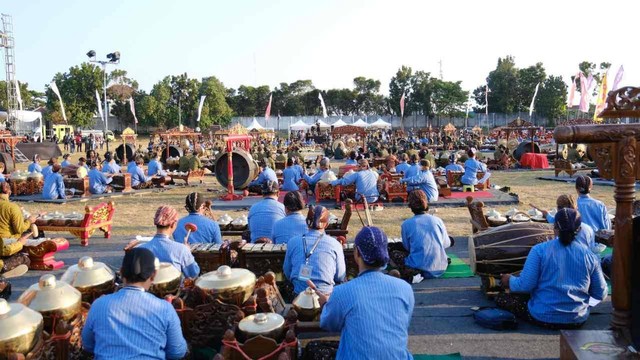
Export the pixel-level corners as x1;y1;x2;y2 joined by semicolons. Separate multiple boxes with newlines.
111;173;132;192
447;171;490;190
38;202;116;246
171;169;205;185
554;159;596;177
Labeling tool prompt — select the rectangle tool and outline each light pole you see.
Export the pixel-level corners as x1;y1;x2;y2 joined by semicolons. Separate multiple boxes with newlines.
86;50;120;152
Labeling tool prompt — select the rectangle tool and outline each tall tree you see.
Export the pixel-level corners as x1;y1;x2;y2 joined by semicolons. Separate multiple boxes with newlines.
352;77;384;115
516;63;546;112
410;71;434;117
107;69;138;128
0;81;44;110
389;66;414;127
45;62;103;127
198;76;233;127
169;73;200;127
536;75;567;122
430;79;468;119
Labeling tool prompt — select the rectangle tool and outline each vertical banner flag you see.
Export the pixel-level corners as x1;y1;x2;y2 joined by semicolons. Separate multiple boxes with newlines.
95;90;104;122
129;97;138;124
611;65;624;91
318;92;328;118
529;82;541;117
265;93;273;120
465;92;472;119
594;72;608;121
196;95;206;122
567;72;579;108
50;81;67;122
400;93;405;117
485;85;491;116
15;79;23;110
579;73;589;112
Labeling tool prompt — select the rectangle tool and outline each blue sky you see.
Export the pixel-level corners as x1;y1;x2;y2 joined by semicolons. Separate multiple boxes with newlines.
5;0;640;97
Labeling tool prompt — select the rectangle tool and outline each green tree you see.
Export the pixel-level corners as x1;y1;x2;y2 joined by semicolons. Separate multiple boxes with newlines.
273;80;315;116
45;62;103;127
353;77;384;115
389;66;414;128
0;81;44;110
146;76;172;129
107;69;138;128
198;76;233;127
325;88;356;116
573;61;611;95
431;79;468;119
169;73;200;127
517;63;546;112
536;75;567;122
410;71;434;117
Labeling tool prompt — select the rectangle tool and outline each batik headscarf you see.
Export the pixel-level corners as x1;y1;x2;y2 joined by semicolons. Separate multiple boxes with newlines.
306;205;329;230
154;205;179;227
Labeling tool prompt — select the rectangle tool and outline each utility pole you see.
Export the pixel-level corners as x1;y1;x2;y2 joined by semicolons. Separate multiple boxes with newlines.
438;59;443;80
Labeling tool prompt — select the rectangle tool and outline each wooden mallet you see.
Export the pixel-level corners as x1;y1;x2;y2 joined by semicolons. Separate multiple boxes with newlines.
184;223;198;244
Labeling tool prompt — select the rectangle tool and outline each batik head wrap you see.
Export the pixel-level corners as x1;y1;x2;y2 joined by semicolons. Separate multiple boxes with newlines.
154;205;179;227
306;205;329;230
354;226;389;267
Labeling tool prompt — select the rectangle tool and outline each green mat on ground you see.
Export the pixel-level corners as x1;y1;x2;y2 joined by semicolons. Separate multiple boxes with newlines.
441;254;474;278
413;353;462;360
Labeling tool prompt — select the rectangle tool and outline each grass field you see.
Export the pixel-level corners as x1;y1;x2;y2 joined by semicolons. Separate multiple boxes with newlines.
16;141;618;240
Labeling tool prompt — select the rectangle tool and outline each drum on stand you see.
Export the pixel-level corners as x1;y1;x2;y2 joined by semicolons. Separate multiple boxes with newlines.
468;222;554;278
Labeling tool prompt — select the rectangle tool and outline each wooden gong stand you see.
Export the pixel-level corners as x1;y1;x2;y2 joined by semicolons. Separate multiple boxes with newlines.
555;86;640;357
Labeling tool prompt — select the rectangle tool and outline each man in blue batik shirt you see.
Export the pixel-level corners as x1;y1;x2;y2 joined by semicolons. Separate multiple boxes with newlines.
173;192;222;244
101;152;121;174
147;152;167;177
130;156;153;189
140;206;200;278
281;158;302;191
303;157;330;193
330;159;379;203
400;190;451;279
82;247;187;360
42;164;66;200
88;160;113;195
248;181;286;242
318;226;414;360
248;164;278;188
272;191;308;244
284;205;345;295
574;175;611;231
401;159;439;202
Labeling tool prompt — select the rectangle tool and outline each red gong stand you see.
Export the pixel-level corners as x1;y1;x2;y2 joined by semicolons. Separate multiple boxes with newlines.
220;134;252;201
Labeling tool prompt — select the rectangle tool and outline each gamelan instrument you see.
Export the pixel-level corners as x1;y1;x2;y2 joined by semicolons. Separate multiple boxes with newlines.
468;222;554;278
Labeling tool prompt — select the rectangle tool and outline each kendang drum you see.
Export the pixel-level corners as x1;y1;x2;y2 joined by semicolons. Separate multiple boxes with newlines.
468;222;554;278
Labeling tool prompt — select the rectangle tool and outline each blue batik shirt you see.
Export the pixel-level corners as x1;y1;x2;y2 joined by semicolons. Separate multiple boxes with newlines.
401;170;439;202
320;270;414;360
147;159;166;176
303;169;326;186
41;165;53;179
401;214;450;278
173;213;222;244
395;162;410;175
577;194;611;231
248;167;278;187
461;158;484;185
272;212;307;244
330;170;379;203
131;165;151;187
248;197;286;242
42;173;65;200
283;229;346;294
88;168;112;194
102;161;121;174
82;286;187;360
510;238;607;324
281;167;301;191
28;162;42;173
139;234;200;278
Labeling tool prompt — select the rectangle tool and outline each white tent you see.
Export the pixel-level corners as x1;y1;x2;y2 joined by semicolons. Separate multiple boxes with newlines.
316;119;331;128
247;118;264;130
369;118;392;129
332;119;347;127
290;120;311;131
352;119;369;128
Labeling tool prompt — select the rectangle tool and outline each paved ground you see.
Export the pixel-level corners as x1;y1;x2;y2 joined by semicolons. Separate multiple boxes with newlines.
6;234;612;359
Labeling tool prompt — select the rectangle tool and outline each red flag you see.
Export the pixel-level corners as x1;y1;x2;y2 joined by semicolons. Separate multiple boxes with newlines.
265;93;272;120
400;93;405;117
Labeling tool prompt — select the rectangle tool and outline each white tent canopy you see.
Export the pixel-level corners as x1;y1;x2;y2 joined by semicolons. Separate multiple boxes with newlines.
352;119;369;128
332;119;347;127
290;120;311;131
316;119;331;128
369;118;392;129
247;118;264;130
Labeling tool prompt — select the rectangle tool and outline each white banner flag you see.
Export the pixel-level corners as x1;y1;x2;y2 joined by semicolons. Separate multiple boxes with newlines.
95;90;104;122
196;95;206;122
15;80;23;111
129;97;138;124
611;65;624;91
529;82;541;117
318;92;328;118
49;81;67;122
